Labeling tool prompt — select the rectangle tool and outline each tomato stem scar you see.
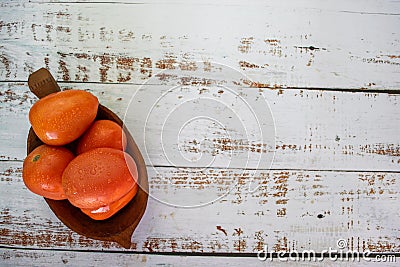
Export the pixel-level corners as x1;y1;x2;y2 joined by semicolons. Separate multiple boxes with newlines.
33;154;41;162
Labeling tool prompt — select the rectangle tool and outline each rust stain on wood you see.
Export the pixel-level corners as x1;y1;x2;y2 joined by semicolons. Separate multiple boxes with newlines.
143;237;204;253
179;53;198;71
140;57;152;78
240;78;264;87
1;164;399;252
180;76;224;86
184;139;393;157
273;236;289;252
58;58;70;81
55;25;71;33
211;138;268;154
99;26;114;42
239;61;260;69
115;56;136;82
240;79;284;89
118;29;135;41
233;239;247;252
45;10;72;19
0;21;23;36
384;55;400;59
44;55;50;69
48;51;224;83
238;37;254;53
264;39;280;46
155;73;178;82
362;57;400;66
156;53;197;72
366;240;397;252
183;139;349;156
76;65;89;82
306;52;314;67
156;54;177;70
198;88;209;94
233;228;243;236
264;39;283;57
360;144;400;156
116;57;137;70
52;52;153;82
254;230;265;252
0;213;116;248
273;172;289;217
0;54;11;78
179;61;197;71
0;166;22;182
203;61;212;72
342;143;400;157
216;225;227;236
95;53;112;82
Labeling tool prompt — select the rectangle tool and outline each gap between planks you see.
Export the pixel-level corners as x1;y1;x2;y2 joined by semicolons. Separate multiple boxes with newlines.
1;244;399;258
1;81;400;94
2;159;400;174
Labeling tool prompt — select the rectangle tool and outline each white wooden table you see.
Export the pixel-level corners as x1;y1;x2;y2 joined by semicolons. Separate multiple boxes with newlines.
0;0;399;266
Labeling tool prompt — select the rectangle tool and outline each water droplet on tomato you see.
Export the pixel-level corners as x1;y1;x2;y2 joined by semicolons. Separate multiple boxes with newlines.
90;165;97;175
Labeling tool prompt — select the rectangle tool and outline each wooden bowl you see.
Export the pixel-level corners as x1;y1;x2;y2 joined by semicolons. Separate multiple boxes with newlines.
27;68;148;248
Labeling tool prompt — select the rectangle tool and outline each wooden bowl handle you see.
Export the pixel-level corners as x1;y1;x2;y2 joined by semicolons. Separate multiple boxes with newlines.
28;68;61;99
112;227;136;249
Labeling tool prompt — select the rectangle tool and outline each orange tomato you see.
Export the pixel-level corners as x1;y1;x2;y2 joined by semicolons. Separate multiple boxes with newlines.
80;184;138;220
62;148;138;219
23;145;74;200
29;89;98;146
76;120;127;154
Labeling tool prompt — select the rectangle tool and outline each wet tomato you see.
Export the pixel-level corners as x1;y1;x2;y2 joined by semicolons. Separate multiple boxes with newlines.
29;89;98;146
76;120;127;154
23;145;74;200
80;184;138;220
62;148;138;220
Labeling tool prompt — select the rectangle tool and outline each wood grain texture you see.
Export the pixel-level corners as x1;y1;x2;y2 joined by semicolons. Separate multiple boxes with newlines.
1;83;399;171
1;162;399;253
1;248;398;267
1;0;400;264
0;1;399;89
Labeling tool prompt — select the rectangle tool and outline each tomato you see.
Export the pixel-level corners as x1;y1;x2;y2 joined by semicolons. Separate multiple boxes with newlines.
29;89;98;146
62;148;138;216
76;120;127;154
22;145;74;200
80;184;138;220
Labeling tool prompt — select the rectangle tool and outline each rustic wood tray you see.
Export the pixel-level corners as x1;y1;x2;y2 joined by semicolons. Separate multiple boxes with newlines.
27;68;148;248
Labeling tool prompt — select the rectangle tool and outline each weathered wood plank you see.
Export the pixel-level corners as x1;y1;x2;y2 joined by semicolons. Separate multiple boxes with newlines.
3;248;398;267
1;82;399;171
1;248;398;267
1;0;399;264
1;162;399;253
0;1;399;89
